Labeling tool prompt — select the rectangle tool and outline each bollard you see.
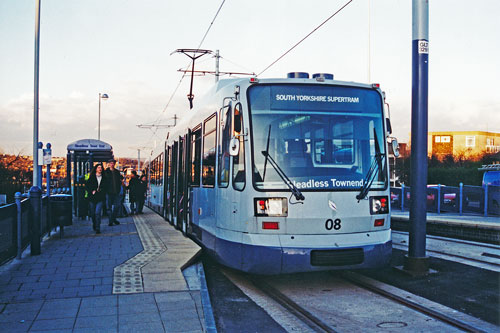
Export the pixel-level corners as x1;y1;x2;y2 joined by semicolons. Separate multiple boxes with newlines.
15;192;22;259
459;183;463;215
401;184;405;211
437;184;441;215
484;184;488;217
29;186;42;256
37;142;43;189
46;143;52;235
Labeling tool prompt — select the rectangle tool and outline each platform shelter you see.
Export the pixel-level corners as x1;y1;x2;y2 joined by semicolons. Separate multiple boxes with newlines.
66;139;114;217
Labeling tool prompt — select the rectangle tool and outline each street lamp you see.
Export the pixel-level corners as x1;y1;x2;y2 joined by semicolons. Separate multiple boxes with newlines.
98;93;109;141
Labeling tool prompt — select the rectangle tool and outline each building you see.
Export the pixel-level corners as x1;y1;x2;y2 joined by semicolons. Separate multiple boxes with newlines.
427;131;500;158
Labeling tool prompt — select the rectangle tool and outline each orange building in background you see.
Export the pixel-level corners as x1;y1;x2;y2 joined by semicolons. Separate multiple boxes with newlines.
427;131;500;158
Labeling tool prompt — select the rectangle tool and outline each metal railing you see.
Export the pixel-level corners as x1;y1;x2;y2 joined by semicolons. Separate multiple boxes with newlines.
0;191;72;265
390;184;500;217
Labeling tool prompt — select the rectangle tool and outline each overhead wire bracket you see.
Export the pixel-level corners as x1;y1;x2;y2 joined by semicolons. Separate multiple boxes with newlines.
171;49;212;109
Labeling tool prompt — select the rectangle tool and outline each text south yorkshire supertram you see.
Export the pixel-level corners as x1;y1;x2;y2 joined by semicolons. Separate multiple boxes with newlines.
275;94;360;103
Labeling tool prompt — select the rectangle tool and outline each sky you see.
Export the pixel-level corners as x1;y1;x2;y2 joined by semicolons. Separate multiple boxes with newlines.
0;0;499;158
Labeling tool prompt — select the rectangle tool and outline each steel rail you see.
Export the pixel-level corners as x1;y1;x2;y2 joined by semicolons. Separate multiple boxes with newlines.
393;243;500;268
392;230;500;250
342;271;487;333
250;277;338;333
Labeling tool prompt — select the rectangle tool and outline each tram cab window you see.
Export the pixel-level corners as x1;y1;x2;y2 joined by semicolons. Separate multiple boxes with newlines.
233;103;245;190
191;126;202;186
218;104;231;188
312;120;354;165
202;114;217;186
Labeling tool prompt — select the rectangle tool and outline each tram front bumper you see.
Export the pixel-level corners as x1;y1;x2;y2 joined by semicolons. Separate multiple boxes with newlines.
215;229;392;275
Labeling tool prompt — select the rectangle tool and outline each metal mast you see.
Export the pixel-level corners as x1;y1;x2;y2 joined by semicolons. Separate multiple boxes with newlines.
406;0;430;275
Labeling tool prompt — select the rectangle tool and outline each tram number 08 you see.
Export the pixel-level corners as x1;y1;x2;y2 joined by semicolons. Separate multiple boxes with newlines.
325;218;341;231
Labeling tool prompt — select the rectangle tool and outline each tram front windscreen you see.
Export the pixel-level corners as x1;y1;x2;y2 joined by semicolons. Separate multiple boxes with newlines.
248;84;387;192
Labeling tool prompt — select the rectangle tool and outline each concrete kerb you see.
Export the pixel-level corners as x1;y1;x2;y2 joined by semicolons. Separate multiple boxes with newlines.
198;262;217;333
391;212;500;244
120;208;217;332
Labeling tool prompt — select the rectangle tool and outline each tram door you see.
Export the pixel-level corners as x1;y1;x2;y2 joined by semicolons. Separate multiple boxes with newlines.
164;145;171;221
217;102;233;230
175;136;184;230
180;130;192;235
175;133;192;234
231;103;246;229
170;141;178;226
217;102;246;231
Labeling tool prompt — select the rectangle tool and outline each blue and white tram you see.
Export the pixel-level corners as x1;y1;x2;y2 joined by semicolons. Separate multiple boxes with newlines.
148;72;395;274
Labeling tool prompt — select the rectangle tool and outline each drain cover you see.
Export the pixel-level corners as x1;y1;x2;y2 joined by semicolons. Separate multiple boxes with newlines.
376;322;408;328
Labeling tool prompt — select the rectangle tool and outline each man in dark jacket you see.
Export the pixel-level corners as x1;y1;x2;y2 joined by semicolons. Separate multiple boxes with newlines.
105;159;121;226
85;163;107;234
136;175;148;214
128;171;139;214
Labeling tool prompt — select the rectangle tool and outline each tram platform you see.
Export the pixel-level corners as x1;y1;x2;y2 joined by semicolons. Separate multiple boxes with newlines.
391;210;500;244
0;208;213;332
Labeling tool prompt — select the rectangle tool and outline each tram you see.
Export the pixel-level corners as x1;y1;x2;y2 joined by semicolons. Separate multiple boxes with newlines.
146;72;397;274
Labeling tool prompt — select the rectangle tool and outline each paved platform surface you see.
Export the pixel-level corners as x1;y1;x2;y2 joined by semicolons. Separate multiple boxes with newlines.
0;208;206;332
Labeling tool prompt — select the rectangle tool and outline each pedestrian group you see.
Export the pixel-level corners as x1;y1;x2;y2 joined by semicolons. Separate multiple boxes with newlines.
85;159;147;234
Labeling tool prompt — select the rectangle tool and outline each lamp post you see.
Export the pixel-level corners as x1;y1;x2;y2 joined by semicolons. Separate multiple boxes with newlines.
33;0;41;187
98;93;109;141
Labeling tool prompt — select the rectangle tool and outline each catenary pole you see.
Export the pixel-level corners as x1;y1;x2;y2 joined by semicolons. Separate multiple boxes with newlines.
405;0;430;274
215;50;220;82
33;0;41;187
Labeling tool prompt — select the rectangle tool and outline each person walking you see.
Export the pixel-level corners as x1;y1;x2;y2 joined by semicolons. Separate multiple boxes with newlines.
128;171;139;214
85;163;107;234
105;158;121;226
136;175;148;214
118;174;128;217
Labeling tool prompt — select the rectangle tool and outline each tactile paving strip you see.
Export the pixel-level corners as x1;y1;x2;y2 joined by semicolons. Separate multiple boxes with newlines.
113;214;166;294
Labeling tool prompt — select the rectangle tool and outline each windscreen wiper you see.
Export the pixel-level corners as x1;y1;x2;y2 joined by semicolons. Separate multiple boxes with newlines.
261;125;304;202
262;125;272;182
261;151;305;202
356;128;386;201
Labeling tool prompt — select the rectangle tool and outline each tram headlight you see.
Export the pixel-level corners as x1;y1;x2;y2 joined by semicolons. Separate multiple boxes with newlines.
254;198;288;217
370;196;389;215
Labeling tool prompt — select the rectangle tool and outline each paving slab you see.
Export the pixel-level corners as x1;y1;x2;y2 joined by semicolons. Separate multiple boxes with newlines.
0;207;211;332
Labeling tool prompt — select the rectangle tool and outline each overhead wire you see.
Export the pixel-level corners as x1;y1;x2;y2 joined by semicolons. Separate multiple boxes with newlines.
219;55;255;75
197;0;226;50
142;0;228;149
257;0;354;77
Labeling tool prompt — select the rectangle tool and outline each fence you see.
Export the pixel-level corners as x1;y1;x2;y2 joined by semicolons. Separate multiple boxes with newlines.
390;184;500;217
0;193;72;265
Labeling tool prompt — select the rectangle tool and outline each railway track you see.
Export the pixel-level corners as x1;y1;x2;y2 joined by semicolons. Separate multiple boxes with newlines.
392;230;500;271
250;277;338;333
220;268;497;332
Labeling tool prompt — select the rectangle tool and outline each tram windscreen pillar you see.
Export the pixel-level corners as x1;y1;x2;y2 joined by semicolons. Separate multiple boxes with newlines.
408;0;429;267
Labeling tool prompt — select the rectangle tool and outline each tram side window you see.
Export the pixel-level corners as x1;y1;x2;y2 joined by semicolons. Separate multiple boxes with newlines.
159;153;164;186
218;105;231;188
154;156;159;185
203;114;217;186
233;103;245;190
191;127;202;186
151;159;156;185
